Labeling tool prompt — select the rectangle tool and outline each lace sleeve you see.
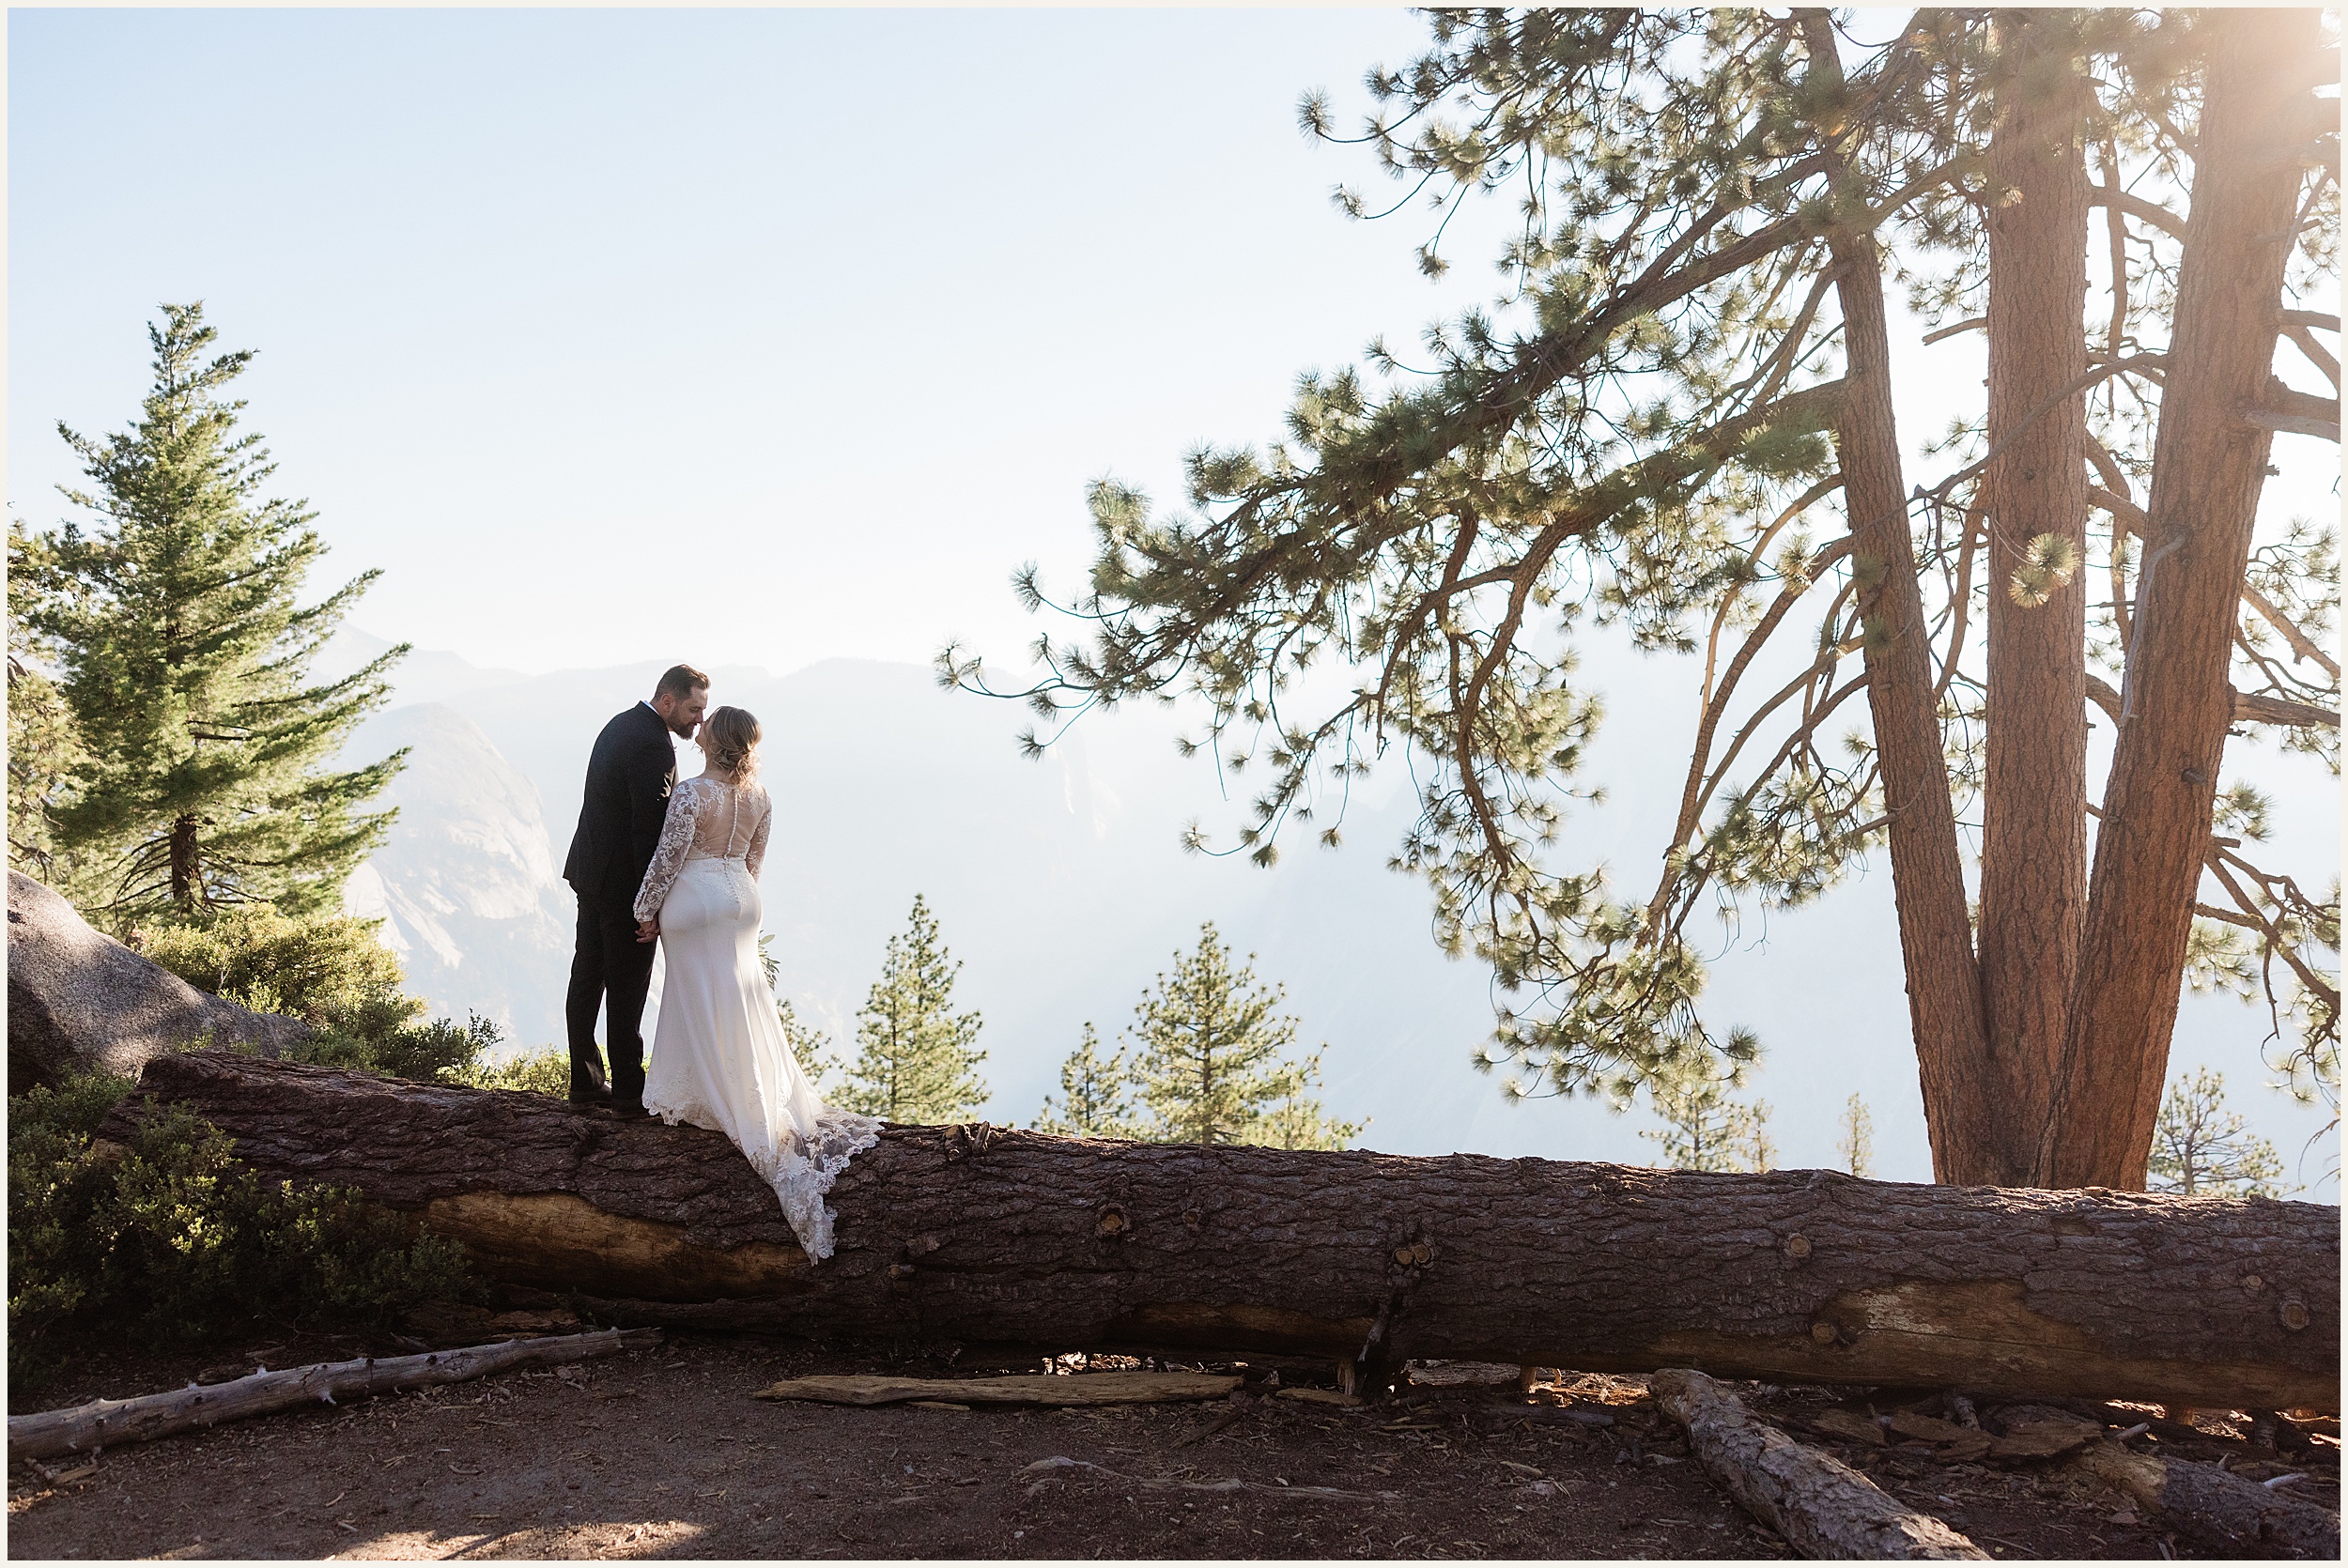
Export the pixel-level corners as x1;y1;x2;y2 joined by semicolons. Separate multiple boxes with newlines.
634;780;702;922
745;787;772;880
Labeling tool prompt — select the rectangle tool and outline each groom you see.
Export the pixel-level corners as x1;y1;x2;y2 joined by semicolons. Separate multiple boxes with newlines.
562;663;710;1114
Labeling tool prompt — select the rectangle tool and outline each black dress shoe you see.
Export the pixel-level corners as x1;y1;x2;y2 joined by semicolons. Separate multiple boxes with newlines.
568;1084;613;1108
610;1099;651;1119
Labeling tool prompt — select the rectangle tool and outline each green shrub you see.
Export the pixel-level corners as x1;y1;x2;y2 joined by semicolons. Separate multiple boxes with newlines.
291;1012;507;1085
6;1073;132;1345
453;1048;572;1097
138;906;416;1038
8;1073;474;1385
139;906;520;1087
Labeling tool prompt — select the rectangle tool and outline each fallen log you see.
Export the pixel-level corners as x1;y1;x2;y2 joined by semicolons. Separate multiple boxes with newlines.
7;1327;659;1462
754;1370;1240;1407
105;1052;2340;1412
1652;1369;1990;1560
2067;1438;2341;1560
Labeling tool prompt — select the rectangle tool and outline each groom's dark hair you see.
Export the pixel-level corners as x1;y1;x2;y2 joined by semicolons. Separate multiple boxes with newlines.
654;663;710;701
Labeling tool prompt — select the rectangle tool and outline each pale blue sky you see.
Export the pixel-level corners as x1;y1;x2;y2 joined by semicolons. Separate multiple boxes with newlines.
11;7;1523;675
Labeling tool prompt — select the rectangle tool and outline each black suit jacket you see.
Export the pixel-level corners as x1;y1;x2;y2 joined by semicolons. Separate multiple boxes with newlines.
563;703;679;913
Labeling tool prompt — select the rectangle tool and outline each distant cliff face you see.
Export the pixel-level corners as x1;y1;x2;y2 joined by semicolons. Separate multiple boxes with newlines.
341;703;573;1049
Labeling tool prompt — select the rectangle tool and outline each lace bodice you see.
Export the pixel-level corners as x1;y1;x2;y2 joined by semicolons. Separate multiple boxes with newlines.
634;776;771;920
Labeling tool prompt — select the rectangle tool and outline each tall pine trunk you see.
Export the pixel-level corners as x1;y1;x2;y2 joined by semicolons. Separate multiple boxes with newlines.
2048;8;2325;1189
1802;12;1994;1185
168;814;202;914
1979;15;2093;1188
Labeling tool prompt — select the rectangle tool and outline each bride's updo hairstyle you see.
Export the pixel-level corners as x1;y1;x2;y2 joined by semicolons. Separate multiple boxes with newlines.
703;706;763;786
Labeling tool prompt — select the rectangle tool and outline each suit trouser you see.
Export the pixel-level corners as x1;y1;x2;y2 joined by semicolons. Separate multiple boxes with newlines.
564;894;655;1102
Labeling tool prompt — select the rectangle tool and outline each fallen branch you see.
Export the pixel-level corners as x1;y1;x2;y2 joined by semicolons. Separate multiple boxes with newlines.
7;1328;660;1463
753;1370;1239;1407
1020;1454;1399;1503
1175;1396;1254;1446
1476;1403;1619;1432
1651;1369;1990;1560
2068;1439;2341;1560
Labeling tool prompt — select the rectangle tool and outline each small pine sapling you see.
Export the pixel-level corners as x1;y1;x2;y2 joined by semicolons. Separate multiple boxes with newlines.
833;895;988;1123
2147;1067;2290;1197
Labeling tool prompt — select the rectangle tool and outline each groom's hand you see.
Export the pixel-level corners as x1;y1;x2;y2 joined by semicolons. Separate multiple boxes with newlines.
636;917;659;943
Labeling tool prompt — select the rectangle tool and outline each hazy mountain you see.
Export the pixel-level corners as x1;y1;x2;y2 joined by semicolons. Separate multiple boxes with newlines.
327;629;531;709
340;702;572;1049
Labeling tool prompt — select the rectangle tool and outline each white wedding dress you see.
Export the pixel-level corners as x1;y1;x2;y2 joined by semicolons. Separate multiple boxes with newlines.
633;774;878;1260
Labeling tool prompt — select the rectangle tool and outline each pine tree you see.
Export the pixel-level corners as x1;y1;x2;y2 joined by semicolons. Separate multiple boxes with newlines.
1253;1053;1363;1152
1032;1023;1142;1139
2147;1068;2288;1198
944;11;2337;1190
1835;1094;1877;1180
777;998;842;1093
7;520;86;890
20;303;407;922
1641;1052;1773;1175
833;895;987;1123
1128;923;1362;1149
759;934;849;1095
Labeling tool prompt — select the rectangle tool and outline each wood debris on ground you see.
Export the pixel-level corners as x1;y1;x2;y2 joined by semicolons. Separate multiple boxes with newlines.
8;1330;660;1463
752;1370;1242;1407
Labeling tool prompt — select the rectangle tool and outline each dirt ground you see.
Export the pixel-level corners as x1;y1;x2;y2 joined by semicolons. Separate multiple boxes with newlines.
9;1327;2340;1560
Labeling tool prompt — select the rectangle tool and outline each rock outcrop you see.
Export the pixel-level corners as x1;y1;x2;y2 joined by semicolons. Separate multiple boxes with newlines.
7;871;309;1096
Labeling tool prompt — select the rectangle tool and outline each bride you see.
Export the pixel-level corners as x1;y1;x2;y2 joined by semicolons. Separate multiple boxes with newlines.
632;705;878;1259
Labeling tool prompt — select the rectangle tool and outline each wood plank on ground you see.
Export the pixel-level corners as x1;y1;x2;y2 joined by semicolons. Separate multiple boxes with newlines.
753;1371;1241;1407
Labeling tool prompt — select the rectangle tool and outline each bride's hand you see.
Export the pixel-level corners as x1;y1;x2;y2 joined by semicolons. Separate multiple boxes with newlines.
636;917;659;943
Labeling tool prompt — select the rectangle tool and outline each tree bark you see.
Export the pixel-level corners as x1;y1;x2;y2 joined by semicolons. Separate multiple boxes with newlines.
168;813;200;914
105;1053;2341;1415
2051;8;2328;1189
2068;1437;2340;1560
1800;12;1993;1185
1652;1369;1991;1560
7;1328;659;1462
1980;13;2093;1189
